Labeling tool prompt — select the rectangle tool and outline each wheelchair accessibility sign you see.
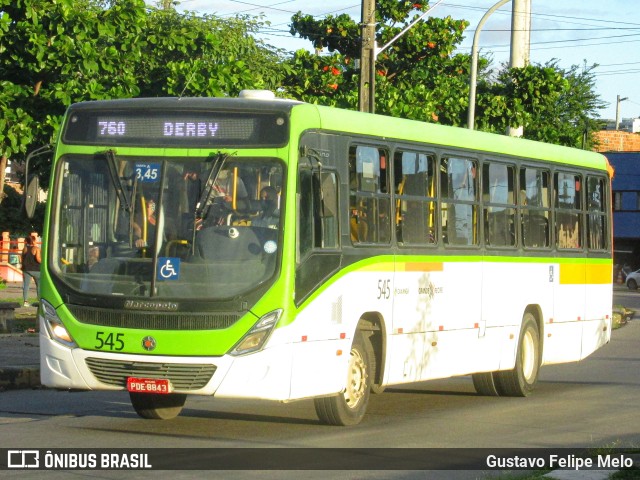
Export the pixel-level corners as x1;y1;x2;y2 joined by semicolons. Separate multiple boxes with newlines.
157;257;180;281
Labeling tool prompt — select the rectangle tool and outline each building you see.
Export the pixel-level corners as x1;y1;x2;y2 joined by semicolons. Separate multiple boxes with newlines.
601;117;640;133
594;129;640;153
604;152;640;267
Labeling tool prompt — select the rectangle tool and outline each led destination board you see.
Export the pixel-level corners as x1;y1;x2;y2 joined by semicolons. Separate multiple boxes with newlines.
63;110;289;147
96;116;249;140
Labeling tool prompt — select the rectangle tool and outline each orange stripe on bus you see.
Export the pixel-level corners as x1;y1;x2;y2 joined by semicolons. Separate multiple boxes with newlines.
402;262;444;272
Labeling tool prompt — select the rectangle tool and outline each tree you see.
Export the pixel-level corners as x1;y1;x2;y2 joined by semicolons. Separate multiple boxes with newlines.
138;9;289;98
286;1;470;124
475;60;605;148
0;0;147;198
0;0;288;212
0;184;45;235
285;1;605;147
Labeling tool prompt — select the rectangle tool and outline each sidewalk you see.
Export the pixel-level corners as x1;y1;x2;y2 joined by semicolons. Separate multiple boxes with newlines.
0;281;39;390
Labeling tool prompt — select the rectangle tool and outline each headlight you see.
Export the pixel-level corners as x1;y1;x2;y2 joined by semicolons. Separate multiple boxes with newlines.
40;299;77;348
230;309;282;356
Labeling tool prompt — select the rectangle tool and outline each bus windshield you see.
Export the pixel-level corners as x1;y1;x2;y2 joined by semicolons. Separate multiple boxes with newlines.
51;153;284;300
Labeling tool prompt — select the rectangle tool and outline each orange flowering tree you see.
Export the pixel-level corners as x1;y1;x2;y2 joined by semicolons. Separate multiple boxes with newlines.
284;1;604;148
284;0;472;125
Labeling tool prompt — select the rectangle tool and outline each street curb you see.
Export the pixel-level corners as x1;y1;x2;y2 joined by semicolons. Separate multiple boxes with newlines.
0;365;40;391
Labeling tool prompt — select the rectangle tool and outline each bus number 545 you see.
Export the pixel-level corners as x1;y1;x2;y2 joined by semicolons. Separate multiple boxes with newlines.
95;332;125;351
377;279;391;300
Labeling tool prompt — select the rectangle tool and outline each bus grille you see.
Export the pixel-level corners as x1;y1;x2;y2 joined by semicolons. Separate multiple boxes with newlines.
68;304;240;330
85;357;217;390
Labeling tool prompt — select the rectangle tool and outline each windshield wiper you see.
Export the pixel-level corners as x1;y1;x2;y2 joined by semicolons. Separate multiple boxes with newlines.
102;149;131;213
194;152;228;219
190;152;228;251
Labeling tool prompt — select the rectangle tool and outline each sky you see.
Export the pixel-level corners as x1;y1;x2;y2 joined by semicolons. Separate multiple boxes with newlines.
168;0;640;121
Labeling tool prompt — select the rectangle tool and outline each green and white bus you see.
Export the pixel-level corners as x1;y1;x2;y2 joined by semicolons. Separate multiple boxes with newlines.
36;91;612;425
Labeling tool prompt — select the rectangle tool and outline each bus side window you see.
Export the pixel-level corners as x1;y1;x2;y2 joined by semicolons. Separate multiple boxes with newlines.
587;175;607;251
298;169;339;261
483;162;516;247
520;167;550;248
555;172;582;249
394;150;437;245
349;145;390;244
441;156;478;246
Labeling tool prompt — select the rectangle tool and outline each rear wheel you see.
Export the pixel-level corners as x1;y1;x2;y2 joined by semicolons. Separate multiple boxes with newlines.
129;392;187;420
495;313;540;397
627;279;637;290
314;333;371;426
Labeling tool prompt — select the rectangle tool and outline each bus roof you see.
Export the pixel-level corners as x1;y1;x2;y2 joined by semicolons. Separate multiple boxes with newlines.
304;103;608;172
65;96;608;172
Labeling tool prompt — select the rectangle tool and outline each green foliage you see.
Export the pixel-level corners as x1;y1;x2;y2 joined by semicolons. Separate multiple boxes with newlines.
0;0;289;211
476;60;606;148
287;1;470;124
0;0;147;189
286;1;604;147
0;184;45;235
140;10;289;98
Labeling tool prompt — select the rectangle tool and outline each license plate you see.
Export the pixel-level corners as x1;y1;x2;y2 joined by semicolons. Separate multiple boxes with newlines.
127;377;172;394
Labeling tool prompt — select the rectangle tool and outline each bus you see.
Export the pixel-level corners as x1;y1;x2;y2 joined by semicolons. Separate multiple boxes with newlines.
33;91;612;425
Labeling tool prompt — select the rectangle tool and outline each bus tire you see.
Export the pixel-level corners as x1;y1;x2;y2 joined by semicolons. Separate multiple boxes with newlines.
364;330;385;394
495;313;540;397
472;372;501;396
129;392;187;420
314;332;371;426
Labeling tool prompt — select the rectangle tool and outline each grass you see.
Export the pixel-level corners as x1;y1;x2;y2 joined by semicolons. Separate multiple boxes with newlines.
609;467;640;479
613;305;634;329
0;296;38;333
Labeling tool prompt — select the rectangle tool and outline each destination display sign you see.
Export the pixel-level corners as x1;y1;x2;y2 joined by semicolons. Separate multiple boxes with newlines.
63;110;289;147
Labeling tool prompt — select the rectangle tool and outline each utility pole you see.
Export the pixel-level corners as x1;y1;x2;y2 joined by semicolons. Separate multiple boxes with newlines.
616;95;628;130
467;0;510;130
507;0;531;137
358;0;376;113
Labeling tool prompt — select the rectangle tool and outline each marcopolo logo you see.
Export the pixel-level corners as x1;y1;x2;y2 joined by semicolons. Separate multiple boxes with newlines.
8;450;39;468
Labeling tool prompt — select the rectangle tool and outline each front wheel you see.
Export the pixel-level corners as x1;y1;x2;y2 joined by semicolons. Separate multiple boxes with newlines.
314;333;371;426
627;279;638;290
129;392;187;420
495;313;541;397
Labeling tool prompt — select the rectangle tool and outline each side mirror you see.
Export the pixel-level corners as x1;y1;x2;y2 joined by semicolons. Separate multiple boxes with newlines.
25;174;39;219
21;145;51;219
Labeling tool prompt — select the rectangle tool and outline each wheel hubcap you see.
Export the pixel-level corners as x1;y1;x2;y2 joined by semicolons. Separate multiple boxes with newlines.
521;330;536;382
344;348;367;409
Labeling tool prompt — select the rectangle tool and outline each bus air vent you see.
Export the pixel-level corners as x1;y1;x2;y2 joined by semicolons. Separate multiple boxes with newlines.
85;357;216;390
68;304;240;330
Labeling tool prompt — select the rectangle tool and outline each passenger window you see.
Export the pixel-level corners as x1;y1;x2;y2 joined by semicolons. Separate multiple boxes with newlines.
520;167;550;248
394;151;437;245
441;156;478;246
349;145;390;244
555;172;582;249
483;162;516;247
587;176;607;251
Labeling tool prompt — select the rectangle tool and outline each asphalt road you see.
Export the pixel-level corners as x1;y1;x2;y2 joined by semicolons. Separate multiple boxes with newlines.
0;289;638;479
